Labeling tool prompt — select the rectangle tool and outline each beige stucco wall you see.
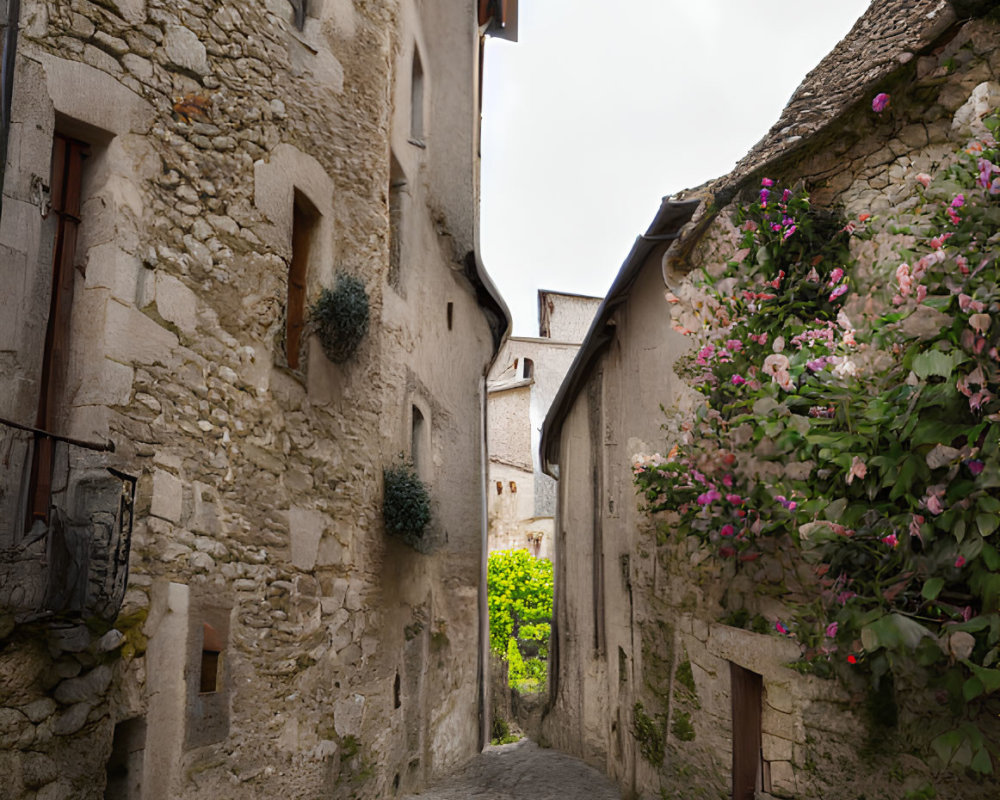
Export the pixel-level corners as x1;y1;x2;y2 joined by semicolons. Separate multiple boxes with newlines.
0;0;501;798
543;15;1000;800
538;291;601;342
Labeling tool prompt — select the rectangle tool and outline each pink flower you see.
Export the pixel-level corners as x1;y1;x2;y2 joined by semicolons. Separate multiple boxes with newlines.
837;591;857;605
731;374;746;386
967;459;985;476
828;268;845;286
925;494;944;515
725;494;743;505
915;173;932;188
909;514;925;542
846;456;867;485
956;255;969;275
829;285;848;302
872;93;890;113
825;622;839;638
720;524;736;537
916;285;928;303
781;189;792;203
761;177;775;187
955;555;967;568
760;188;770;207
951;194;965;209
881;533;899;548
722;474;734;488
775;620;790;635
959;294;985;313
696;488;721;506
847;654;858;664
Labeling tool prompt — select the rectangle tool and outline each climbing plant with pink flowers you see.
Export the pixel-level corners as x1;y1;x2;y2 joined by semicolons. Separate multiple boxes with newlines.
635;113;1000;775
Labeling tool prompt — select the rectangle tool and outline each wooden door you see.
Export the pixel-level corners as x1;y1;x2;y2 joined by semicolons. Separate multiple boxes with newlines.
730;662;763;800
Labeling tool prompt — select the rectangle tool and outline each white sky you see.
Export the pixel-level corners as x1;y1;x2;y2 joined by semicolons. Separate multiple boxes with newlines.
480;1;873;336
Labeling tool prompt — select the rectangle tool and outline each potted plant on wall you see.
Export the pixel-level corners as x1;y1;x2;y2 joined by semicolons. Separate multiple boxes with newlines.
309;272;370;363
382;460;431;552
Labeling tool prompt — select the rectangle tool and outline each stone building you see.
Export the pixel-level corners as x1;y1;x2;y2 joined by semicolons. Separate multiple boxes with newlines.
487;290;599;561
0;0;514;797
539;2;1000;799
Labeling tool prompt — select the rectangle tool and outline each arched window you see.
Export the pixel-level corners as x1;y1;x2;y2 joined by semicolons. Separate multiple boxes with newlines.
286;190;319;370
522;358;534;380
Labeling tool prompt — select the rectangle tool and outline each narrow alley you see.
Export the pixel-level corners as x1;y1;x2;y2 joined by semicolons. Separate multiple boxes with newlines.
402;739;621;800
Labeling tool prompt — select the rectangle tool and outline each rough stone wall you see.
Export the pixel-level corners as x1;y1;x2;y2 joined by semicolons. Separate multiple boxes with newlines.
544;12;1000;800
0;0;499;798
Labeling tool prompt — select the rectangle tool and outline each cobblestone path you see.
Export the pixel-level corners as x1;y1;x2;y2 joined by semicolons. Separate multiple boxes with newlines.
402;738;621;800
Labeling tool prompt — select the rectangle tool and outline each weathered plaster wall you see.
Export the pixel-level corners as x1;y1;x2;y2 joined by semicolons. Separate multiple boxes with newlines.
0;0;498;797
538;291;601;342
544;13;1000;800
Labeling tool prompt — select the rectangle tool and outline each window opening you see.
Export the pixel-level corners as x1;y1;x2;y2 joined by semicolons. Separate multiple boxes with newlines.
410;48;424;143
286;191;318;370
522;358;534;380
446;302;453;330
394;670;401;709
104;716;147;800
389;154;405;288
411;405;427;479
27;133;88;531
200;622;223;694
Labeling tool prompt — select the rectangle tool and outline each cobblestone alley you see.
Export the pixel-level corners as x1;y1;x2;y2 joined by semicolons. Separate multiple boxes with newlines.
401;739;621;800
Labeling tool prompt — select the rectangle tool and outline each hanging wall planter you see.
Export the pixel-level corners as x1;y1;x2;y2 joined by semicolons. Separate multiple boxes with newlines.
382;461;431;551
309;272;370;363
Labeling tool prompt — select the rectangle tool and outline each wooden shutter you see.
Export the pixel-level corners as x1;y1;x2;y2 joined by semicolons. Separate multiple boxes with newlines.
286;193;316;370
730;662;763;800
27;134;87;528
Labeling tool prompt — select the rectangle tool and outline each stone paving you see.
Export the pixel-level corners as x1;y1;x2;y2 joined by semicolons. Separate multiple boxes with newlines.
402;739;622;800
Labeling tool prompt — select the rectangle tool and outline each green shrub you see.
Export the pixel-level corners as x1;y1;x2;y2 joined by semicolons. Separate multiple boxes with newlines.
633;702;666;764
382;462;430;550
310;272;369;363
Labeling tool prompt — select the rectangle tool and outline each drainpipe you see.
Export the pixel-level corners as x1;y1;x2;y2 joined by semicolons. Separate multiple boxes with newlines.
477;369;490;749
0;0;21;215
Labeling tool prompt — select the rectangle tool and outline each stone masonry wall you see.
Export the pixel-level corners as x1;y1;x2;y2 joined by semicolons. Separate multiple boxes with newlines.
0;0;496;798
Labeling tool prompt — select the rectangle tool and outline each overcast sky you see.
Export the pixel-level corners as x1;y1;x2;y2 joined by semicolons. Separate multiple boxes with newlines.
480;1;873;336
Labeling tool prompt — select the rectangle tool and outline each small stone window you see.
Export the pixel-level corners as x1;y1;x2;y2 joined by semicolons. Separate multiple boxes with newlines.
447;302;453;330
389;153;406;289
411;405;428;480
522;358;534;380
199;622;223;694
496;481;503;495
509;481;516;493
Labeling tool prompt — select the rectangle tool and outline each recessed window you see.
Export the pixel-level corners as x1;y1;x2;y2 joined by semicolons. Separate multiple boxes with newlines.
509;481;517;493
410;48;424;142
411;405;427;479
522;358;534;380
200;622;223;694
287;191;319;370
447;302;453;330
389;154;405;288
394;670;401;709
496;481;502;495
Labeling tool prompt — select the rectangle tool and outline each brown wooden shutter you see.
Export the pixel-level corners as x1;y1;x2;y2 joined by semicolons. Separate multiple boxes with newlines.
286;194;316;370
730;662;763;800
27;134;87;528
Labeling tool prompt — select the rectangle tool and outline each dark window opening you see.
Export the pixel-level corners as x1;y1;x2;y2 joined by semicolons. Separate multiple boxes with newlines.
27;133;89;532
286;191;318;370
389;154;405;288
200;622;223;694
495;480;502;495
104;717;147;800
410;49;424;142
446;302;453;330
522;358;534;380
509;481;516;493
730;662;764;800
394;670;401;709
411;405;427;479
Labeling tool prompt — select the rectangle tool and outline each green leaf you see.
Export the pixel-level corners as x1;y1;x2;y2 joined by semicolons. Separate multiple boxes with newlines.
970;745;994;775
932;729;962;764
912;350;954;379
966;661;1000;694
824;497;847;522
977;513;1000;537
922;577;945;601
963;676;984;701
982;543;1000;571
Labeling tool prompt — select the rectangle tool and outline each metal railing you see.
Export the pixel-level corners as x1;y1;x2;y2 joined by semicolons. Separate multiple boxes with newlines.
0;416;135;624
